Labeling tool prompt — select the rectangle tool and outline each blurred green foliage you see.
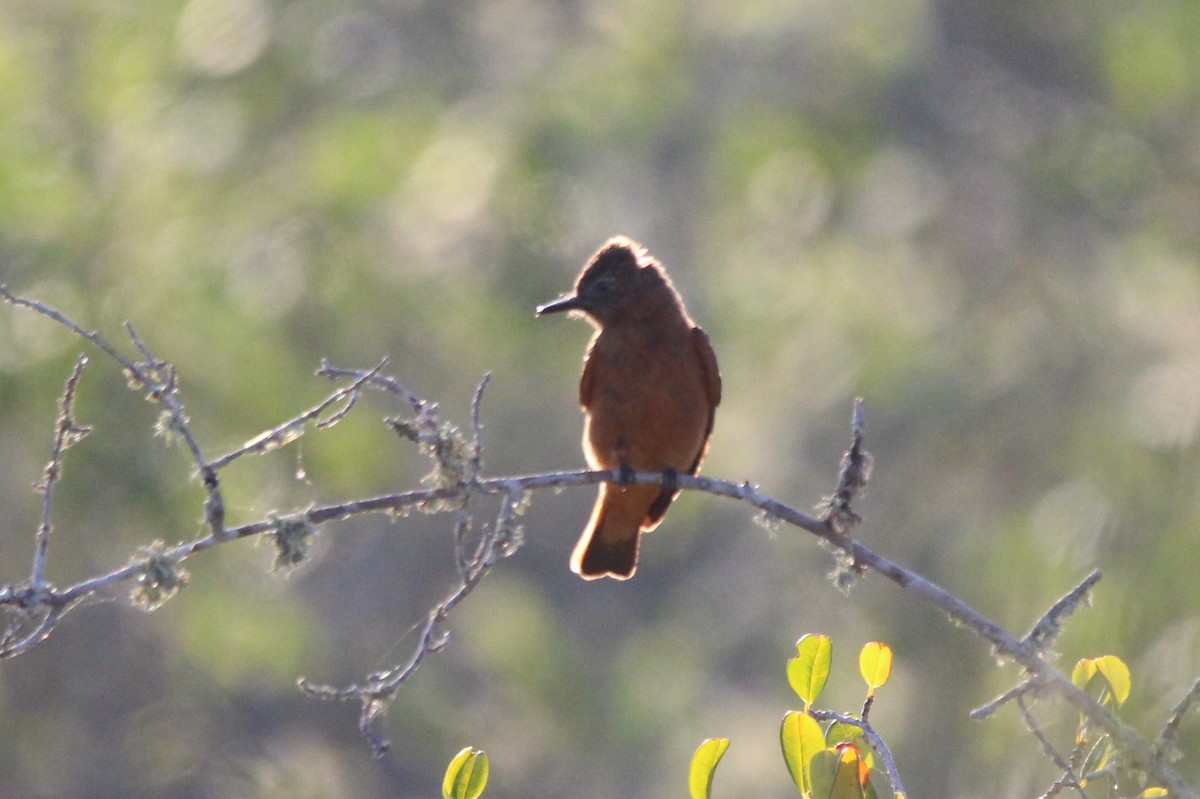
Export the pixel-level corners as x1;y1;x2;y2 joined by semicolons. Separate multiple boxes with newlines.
2;0;1200;796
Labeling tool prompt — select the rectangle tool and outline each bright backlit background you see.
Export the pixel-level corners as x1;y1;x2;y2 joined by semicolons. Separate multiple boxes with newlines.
2;1;1199;796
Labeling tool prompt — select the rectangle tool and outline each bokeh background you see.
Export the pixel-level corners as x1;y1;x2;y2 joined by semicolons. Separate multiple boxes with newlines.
2;0;1200;796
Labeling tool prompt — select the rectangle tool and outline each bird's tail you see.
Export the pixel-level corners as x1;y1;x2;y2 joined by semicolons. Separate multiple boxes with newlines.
570;483;659;580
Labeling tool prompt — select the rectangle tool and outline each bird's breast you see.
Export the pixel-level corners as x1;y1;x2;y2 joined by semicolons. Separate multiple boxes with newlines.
582;326;713;472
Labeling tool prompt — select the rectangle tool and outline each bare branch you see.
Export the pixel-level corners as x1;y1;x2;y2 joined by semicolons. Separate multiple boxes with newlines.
1;429;1192;792
1;287;228;538
1;291;1195;796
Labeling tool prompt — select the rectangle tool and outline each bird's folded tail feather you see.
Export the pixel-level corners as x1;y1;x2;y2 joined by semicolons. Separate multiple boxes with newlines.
570;483;659;580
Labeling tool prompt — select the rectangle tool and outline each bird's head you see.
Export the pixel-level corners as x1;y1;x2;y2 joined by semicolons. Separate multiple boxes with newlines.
537;237;675;326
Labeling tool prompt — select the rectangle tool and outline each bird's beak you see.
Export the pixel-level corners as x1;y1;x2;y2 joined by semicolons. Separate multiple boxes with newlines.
536;295;584;316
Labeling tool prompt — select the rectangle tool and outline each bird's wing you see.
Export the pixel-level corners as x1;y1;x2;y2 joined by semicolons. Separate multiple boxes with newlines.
579;339;601;409
680;326;721;477
692;326;722;413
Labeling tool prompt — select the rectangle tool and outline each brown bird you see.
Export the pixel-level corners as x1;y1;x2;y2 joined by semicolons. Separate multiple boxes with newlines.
537;236;721;580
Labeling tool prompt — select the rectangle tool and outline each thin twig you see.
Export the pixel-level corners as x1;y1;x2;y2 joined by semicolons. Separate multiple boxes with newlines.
1016;694;1089;799
123;321;226;537
207;358;389;470
317;361;425;413
298;492;501;756
468;372;491;482
32;355;92;589
0;605;65;660
971;679;1036;721
1023;569;1103;651
1;287;130;364
1156;677;1200;760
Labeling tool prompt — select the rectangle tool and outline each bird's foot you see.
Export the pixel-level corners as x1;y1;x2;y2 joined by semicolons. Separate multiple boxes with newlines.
616;463;636;487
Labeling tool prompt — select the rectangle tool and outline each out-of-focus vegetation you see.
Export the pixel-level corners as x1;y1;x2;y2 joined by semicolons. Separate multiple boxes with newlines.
2;0;1199;796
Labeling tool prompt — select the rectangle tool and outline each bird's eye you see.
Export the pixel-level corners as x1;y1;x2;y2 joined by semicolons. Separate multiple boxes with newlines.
593;276;613;294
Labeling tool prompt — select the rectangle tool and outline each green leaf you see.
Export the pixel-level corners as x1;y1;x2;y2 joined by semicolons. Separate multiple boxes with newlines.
1072;658;1097;691
810;745;868;799
1095;655;1131;706
809;749;841;799
788;634;833;708
689;738;731;799
1073;655;1132;708
1080;734;1112;778
780;710;826;795
443;747;489;799
825;721;861;746
858;642;892;697
825;722;875;771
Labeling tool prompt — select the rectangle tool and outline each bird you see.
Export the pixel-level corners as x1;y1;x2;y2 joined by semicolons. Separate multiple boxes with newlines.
537;236;721;580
